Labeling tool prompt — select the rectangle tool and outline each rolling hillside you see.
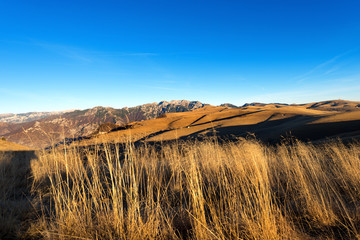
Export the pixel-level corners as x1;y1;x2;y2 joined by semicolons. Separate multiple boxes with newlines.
83;100;360;145
1;99;359;148
0;100;205;148
0;139;33;151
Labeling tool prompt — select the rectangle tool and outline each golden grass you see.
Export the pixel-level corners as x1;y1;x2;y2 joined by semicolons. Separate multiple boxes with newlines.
0;139;33;151
17;138;360;239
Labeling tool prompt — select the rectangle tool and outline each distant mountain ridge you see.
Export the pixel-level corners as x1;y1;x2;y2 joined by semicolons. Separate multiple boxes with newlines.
242;102;289;107
241;100;360;111
0;110;76;123
1;99;359;149
0;100;205;124
302;99;360;112
0;100;206;148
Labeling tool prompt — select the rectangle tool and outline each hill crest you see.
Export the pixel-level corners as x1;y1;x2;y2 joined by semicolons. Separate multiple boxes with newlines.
1;99;360;148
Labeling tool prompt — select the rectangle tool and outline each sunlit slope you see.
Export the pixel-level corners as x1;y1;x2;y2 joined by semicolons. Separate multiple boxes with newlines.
81;103;360;144
302;99;360;112
0;139;33;151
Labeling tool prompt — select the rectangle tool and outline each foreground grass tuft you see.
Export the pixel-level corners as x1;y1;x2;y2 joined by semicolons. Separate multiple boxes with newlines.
3;139;360;239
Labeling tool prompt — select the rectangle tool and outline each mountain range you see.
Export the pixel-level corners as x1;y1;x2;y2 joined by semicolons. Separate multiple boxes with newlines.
0;110;76;123
1;99;360;149
81;99;360;146
0;100;205;148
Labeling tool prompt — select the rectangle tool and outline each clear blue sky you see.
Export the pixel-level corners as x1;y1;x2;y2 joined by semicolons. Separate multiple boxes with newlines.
1;0;360;113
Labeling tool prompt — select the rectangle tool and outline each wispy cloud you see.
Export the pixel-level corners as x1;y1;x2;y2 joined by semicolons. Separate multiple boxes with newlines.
131;80;184;91
146;86;177;91
119;52;157;57
31;41;94;63
28;39;157;63
83;51;157;58
324;66;340;75
294;49;358;83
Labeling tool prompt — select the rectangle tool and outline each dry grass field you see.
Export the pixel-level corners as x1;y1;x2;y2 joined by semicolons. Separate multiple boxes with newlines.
82;102;360;146
2;101;360;239
0;138;355;239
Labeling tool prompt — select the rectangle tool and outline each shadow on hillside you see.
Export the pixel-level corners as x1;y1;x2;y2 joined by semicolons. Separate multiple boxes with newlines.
291;119;360;142
189;109;264;127
173;115;316;143
0;150;37;239
176;116;360;144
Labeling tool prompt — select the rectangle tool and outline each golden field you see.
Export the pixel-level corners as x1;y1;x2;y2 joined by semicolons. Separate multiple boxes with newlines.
0;139;33;151
2;138;360;239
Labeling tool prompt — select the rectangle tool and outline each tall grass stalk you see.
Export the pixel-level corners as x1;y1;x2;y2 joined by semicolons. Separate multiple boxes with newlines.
27;139;360;239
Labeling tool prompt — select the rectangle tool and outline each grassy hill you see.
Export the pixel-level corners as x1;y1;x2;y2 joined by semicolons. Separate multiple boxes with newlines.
0;139;33;151
0;100;205;149
82;101;360;146
1;100;360;238
1;99;359;149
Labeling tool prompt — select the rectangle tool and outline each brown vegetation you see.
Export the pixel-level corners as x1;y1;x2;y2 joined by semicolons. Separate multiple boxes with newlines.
8;138;357;239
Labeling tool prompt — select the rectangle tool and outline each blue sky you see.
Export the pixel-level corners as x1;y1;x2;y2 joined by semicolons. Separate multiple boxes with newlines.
1;0;360;113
